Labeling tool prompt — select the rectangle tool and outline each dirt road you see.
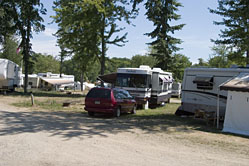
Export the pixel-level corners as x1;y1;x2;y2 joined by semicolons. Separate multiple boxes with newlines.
0;96;249;166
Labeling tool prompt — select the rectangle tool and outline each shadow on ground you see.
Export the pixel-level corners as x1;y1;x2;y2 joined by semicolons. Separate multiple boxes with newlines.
0;108;225;140
2;91;85;98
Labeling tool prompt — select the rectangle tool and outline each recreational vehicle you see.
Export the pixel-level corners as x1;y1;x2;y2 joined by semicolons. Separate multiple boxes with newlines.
177;67;249;116
171;82;182;98
115;65;173;109
0;58;22;91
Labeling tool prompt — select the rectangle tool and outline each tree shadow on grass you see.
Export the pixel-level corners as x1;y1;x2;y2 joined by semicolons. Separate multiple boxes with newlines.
0;108;233;141
3;91;85;98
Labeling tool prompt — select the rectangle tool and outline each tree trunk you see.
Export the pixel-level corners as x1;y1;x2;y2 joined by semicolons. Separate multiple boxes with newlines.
24;15;31;94
60;55;63;78
100;15;106;87
23;35;28;94
80;70;84;92
247;50;249;66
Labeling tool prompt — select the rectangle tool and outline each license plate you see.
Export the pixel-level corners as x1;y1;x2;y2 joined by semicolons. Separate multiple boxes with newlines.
95;101;100;104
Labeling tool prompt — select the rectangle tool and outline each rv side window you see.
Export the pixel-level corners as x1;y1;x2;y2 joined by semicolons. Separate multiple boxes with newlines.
193;76;213;90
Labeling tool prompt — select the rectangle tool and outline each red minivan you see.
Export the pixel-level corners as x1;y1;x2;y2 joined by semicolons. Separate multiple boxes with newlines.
85;87;136;117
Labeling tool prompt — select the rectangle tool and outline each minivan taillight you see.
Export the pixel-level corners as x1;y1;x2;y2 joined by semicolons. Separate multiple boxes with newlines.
110;91;116;107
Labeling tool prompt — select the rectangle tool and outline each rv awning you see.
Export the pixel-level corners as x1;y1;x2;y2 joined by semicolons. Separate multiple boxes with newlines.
193;75;213;84
41;78;74;85
159;75;167;82
98;73;117;84
220;73;249;92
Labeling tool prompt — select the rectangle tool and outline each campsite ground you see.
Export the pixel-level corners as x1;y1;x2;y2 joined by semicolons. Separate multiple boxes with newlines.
0;92;249;166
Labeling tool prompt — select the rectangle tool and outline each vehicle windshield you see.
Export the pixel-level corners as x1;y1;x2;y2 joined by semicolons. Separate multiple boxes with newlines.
116;74;150;88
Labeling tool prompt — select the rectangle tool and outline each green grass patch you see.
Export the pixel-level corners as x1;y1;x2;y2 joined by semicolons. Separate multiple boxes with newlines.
135;103;179;117
8;89;86;98
13;99;63;111
120;103;220;134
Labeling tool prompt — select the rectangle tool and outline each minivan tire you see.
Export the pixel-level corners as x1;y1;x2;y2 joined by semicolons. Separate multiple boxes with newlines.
131;105;136;114
114;107;121;117
88;111;95;116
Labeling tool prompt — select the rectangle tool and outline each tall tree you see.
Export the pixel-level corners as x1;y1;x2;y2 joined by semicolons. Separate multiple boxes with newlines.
208;44;231;68
0;35;22;65
97;0;137;78
210;0;249;64
192;58;209;67
0;2;14;44
58;46;68;78
0;0;46;93
53;0;137;86
170;54;192;81
144;0;185;71
53;0;102;90
31;53;60;74
130;54;157;68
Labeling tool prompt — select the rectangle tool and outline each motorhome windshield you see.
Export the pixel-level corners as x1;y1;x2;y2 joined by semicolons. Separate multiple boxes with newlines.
116;74;150;88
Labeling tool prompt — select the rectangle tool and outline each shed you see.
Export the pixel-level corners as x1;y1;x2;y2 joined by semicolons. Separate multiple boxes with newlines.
220;73;249;136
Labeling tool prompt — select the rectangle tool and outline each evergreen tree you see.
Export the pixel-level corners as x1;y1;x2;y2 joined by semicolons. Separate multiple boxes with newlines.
145;0;185;71
210;0;249;64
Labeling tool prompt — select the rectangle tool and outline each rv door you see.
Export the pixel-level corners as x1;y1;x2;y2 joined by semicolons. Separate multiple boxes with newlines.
151;72;159;95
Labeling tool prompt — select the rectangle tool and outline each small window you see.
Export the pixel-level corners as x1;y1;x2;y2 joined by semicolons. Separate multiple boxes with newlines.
193;75;213;90
86;88;111;99
113;89;133;99
29;82;33;86
45;82;48;86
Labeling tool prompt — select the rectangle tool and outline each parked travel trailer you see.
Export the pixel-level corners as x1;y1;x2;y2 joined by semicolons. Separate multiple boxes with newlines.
177;67;249;116
171;82;182;98
21;74;40;88
0;58;22;91
115;65;173;109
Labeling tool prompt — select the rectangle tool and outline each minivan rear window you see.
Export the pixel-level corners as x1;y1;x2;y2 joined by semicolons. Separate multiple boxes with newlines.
86;88;111;99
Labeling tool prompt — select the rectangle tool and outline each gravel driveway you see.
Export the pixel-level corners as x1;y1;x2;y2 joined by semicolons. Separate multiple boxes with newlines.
0;96;249;166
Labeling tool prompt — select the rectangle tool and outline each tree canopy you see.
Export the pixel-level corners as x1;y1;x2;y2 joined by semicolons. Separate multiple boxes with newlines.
0;0;46;93
210;0;249;64
144;0;185;71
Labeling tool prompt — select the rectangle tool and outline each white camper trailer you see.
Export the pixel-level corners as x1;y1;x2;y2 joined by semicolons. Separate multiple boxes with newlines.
177;67;249;116
172;82;182;98
0;58;22;91
116;65;173;108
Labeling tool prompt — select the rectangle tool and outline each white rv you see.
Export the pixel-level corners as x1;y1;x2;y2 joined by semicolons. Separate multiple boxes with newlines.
116;65;173;108
177;67;249;116
0;58;22;91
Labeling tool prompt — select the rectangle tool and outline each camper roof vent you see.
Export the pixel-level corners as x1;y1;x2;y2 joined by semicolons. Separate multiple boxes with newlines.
152;68;163;72
139;65;151;70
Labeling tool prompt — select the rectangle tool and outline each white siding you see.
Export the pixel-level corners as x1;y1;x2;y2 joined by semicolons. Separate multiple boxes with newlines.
223;91;249;136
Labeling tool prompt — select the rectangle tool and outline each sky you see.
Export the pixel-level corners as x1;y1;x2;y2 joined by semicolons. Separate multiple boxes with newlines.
31;0;223;64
